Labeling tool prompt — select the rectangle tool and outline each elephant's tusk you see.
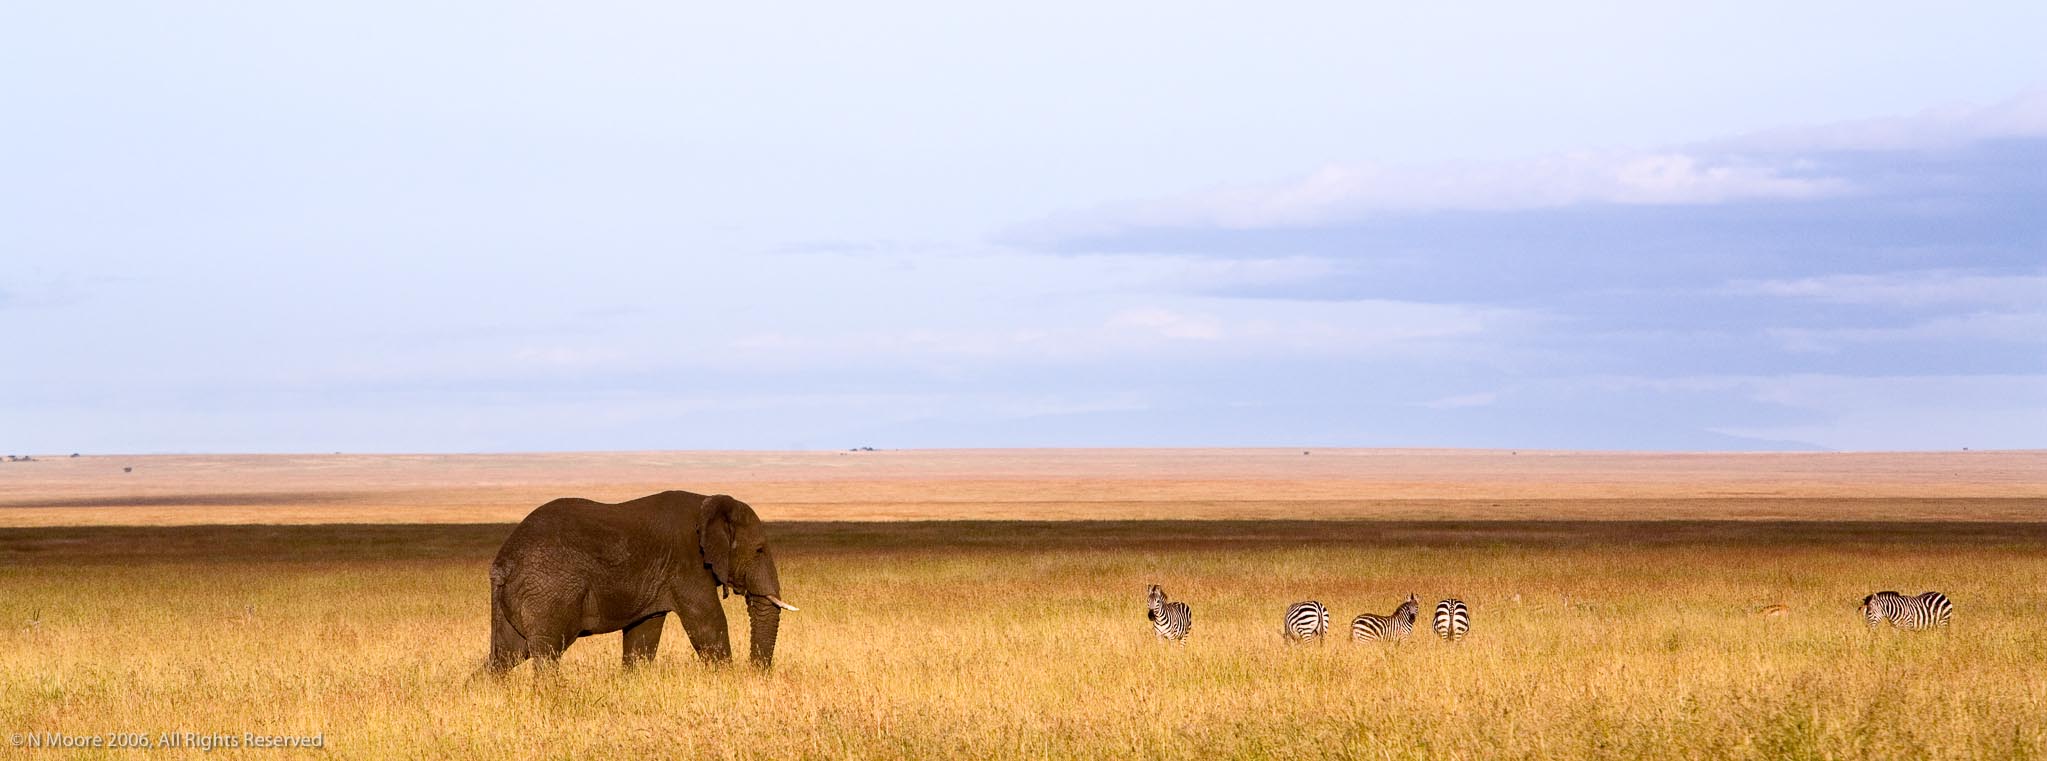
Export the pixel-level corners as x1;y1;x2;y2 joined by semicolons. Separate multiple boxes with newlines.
766;595;800;612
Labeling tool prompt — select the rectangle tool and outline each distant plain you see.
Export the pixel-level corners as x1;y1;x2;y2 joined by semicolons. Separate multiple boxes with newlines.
2;448;2041;526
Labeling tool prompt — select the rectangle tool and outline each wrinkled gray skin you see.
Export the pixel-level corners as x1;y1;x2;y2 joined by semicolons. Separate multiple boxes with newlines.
487;491;789;673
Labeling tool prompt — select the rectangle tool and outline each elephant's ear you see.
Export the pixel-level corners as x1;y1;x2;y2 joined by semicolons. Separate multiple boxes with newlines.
698;494;764;594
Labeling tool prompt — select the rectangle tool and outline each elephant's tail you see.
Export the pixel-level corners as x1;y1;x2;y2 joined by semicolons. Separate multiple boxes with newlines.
490;573;518;633
484;563;529;674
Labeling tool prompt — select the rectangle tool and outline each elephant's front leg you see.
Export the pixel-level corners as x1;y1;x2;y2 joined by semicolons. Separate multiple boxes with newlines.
621;614;665;668
673;590;733;664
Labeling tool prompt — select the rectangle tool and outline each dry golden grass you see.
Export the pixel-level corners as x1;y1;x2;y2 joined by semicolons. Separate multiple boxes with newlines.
4;450;2044;757
2;449;2043;526
4;522;2046;759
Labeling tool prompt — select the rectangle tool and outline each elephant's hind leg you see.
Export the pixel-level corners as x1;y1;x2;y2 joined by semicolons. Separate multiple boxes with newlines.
505;585;583;678
486;634;529;675
621;614;666;668
525;628;575;681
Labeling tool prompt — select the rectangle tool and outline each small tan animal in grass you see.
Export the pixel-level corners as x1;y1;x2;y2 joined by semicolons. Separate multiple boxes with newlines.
1755;603;1790;619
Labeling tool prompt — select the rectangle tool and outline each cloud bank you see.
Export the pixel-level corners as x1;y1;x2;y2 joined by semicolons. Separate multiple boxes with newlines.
987;92;2047;451
1012;90;2047;246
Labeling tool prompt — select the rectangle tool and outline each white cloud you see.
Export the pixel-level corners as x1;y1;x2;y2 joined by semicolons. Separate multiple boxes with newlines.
1107;308;1223;340
1732;270;2047;308
1015;90;2047;242
721;297;1531;370
1716;88;2047;153
1025;151;1847;237
1119;256;1340;294
1767;311;2047;353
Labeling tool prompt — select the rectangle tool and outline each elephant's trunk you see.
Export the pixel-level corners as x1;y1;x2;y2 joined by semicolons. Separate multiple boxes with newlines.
745;594;782;668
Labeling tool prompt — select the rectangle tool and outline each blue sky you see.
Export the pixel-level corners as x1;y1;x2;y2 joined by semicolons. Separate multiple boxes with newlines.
3;2;2044;453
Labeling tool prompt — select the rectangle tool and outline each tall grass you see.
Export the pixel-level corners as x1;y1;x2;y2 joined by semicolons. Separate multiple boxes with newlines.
2;523;2043;758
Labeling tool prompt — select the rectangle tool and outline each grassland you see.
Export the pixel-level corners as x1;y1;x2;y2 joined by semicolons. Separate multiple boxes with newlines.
2;450;2043;758
5;520;2047;759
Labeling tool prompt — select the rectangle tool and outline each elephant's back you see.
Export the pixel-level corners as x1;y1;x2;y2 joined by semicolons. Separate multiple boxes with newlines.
493;498;597;578
492;493;694;579
515;491;705;521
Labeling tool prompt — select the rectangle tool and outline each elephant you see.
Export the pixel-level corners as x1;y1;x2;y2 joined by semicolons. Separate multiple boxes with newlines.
486;490;798;673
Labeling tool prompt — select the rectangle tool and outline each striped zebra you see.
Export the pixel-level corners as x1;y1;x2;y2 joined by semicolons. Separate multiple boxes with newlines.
1351;593;1419;642
1432;598;1470;642
1146;584;1193;642
1861;591;1952;630
1282;601;1330;643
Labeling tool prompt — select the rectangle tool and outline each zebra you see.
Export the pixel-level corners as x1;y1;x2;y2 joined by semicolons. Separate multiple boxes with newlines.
1146;584;1193;642
1432;598;1470;642
1860;591;1952;630
1282;601;1330;643
1351;593;1420;642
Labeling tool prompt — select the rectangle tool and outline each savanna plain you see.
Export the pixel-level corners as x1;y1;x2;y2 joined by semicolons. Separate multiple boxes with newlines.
2;449;2045;759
